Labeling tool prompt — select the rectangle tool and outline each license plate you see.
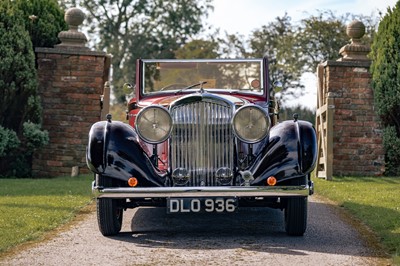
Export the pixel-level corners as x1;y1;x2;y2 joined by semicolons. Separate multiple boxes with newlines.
167;197;237;213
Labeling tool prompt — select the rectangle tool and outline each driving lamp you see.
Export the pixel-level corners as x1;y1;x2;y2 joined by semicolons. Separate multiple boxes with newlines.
232;105;270;143
172;168;190;186
135;105;172;143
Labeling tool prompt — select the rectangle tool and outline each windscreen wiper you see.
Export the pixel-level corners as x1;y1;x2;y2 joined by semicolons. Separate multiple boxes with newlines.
175;81;208;94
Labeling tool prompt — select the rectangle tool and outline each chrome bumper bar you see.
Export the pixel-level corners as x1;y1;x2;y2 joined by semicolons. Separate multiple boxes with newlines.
92;181;313;198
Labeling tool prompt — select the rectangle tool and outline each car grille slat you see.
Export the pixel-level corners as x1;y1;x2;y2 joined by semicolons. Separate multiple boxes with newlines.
171;98;234;186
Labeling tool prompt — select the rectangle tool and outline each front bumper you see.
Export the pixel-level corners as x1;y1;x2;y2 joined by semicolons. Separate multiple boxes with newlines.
92;181;314;198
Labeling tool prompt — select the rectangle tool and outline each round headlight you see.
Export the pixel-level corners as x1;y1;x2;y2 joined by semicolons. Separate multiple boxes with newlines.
232;105;270;143
135;106;172;143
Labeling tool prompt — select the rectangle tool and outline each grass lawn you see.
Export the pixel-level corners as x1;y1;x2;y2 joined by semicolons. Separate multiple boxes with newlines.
314;176;400;264
0;175;93;255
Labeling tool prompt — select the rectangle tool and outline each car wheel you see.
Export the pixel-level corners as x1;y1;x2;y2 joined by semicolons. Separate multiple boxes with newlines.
96;175;123;236
284;197;307;236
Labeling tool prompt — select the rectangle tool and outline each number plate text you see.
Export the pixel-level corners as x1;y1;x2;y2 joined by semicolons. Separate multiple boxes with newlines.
167;198;237;213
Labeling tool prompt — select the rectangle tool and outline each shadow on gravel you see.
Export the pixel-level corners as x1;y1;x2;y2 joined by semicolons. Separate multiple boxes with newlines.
107;201;385;258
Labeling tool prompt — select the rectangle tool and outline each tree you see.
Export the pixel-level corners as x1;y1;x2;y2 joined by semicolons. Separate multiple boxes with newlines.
175;39;219;59
296;11;348;72
279;105;316;125
370;2;400;175
296;11;377;72
219;14;305;102
78;0;213;103
15;0;67;49
223;11;378;106
0;0;50;177
0;1;39;133
249;14;304;98
57;0;74;10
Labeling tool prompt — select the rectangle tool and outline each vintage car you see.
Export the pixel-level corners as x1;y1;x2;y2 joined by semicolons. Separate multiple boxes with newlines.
86;57;317;236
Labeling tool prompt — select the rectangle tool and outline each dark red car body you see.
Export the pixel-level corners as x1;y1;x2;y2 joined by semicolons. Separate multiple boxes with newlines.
87;57;317;236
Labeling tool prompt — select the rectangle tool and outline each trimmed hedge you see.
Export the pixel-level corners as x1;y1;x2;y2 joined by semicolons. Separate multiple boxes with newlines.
370;2;400;175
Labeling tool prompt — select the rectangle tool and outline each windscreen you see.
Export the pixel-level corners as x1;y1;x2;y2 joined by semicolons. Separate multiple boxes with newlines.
142;59;264;95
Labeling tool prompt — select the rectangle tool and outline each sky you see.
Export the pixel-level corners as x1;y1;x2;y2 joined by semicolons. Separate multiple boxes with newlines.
207;0;398;110
208;0;397;35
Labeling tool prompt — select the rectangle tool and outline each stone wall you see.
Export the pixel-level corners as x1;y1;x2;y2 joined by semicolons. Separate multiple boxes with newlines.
32;8;111;177
317;20;385;177
321;60;385;176
32;49;110;177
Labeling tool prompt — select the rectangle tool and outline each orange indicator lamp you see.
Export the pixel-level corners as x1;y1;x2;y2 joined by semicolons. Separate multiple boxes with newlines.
267;176;277;186
128;177;138;187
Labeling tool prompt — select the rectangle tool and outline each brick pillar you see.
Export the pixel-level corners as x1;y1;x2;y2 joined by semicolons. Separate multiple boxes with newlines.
317;20;385;177
32;8;111;177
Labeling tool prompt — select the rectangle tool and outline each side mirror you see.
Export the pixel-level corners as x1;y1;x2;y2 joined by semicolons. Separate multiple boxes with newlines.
273;81;283;93
123;83;135;93
124;83;137;121
124;82;137;104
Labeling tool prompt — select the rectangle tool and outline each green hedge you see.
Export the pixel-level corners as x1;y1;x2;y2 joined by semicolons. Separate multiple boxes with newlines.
370;2;400;175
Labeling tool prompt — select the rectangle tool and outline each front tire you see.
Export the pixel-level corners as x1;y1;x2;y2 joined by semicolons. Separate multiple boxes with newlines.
284;197;308;236
96;175;123;236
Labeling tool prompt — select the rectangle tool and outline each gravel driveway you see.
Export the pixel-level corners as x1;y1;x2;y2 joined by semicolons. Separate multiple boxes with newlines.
1;196;389;266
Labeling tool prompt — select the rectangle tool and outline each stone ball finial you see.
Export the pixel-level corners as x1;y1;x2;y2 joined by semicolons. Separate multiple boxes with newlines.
346;20;366;44
56;7;88;50
65;7;86;28
338;20;370;61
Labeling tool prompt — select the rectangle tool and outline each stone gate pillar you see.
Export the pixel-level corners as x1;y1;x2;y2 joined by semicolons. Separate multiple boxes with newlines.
32;7;111;177
316;20;385;178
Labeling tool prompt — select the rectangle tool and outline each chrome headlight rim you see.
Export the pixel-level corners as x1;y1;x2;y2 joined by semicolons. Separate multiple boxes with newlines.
135;105;173;144
232;104;270;144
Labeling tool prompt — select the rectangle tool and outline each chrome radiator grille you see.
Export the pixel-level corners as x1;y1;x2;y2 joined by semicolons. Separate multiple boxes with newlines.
170;97;234;186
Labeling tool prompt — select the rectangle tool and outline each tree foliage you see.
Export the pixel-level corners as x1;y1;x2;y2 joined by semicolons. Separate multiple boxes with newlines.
15;0;67;48
0;2;39;133
249;14;304;97
0;0;57;177
297;11;377;72
279;105;316;125
218;11;377;105
370;2;400;175
0;126;20;158
76;0;213;103
175;39;219;59
296;11;348;72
